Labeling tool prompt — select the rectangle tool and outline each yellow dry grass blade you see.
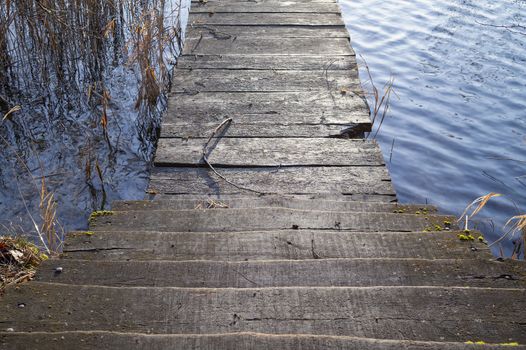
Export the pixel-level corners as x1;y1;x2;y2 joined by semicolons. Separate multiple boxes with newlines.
504;214;526;234
103;19;116;38
490;214;526;248
458;192;502;221
2;105;21;121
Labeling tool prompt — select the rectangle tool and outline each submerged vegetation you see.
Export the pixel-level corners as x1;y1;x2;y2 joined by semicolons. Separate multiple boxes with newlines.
0;0;186;253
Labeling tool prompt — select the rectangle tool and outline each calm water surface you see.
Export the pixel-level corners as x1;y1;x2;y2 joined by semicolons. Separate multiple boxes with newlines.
339;0;526;256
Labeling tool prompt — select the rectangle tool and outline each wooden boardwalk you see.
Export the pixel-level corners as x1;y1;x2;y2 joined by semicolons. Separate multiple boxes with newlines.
1;0;526;348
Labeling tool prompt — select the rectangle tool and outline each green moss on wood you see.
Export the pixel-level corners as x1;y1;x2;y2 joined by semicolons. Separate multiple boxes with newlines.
89;210;114;224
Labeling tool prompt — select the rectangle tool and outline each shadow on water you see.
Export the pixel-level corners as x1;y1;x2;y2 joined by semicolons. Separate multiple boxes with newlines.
339;0;526;257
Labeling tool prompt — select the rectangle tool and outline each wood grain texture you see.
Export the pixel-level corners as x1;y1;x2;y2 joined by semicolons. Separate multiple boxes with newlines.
2;283;524;343
88;208;453;233
62;230;491;261
160;122;369;139
164;91;367;125
177;55;357;70
189;1;341;13
186;25;351;39
148;166;394;195
189;13;346;26
3;332;526;350
36;258;525;288
111;197;435;213
149;193;398;203
183;37;353;55
172;69;360;93
155;138;384;167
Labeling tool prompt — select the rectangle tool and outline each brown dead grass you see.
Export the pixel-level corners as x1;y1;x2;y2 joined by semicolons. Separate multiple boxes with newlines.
0;236;48;293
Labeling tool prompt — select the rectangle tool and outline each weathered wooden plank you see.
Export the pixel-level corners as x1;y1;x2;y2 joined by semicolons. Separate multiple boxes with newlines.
172;69;360;93
4;332;526;350
155;138;383;167
149;193;398;203
189;13;345;26
62;230;491;261
2;283;525;343
88;208;452;232
186;25;350;39
183;37;352;55
148;166;393;195
177;55;357;70
164;91;367;125
37;258;526;288
190;1;341;13
112;198;434;213
192;0;338;3
160;121;368;138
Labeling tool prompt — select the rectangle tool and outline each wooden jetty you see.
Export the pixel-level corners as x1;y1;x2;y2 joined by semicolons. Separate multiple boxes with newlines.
1;0;526;348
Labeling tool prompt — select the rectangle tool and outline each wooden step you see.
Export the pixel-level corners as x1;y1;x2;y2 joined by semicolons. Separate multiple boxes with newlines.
163;91;366;128
88;208;453;232
149;166;395;196
62;230;490;261
190;0;342;14
176;55;356;70
3;332;525;350
186;25;351;39
36;258;525;288
155;138;381;167
172;69;359;93
112;197;435;213
160;121;367;139
1;283;524;343
149;193;397;203
188;13;346;27
183;37;353;56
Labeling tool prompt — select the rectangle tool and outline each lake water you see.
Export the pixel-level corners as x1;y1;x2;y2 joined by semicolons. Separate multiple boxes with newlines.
339;0;526;257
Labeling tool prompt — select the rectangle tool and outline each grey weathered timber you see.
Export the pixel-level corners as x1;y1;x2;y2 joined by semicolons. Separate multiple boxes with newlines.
155;138;384;167
177;55;357;70
172;69;360;93
149;166;394;196
62;230;486;261
160;122;368;139
166;90;365;118
186;25;351;39
1;283;525;343
189;13;345;26
3;332;526;350
183;37;352;55
88;208;452;232
189;1;341;13
112;197;435;213
163;91;367;125
150;193;398;203
90;208;450;232
36;258;525;288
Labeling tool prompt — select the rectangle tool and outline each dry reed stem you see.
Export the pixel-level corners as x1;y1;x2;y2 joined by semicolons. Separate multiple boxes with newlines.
202;118;267;195
359;54;396;139
459;192;525;254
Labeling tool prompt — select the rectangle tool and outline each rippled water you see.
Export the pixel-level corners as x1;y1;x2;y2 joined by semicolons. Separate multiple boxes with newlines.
339;0;526;256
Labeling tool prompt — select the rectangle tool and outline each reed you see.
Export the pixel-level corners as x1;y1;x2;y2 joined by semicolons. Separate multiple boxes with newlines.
359;54;396;139
0;0;183;139
460;192;525;259
0;0;184;243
